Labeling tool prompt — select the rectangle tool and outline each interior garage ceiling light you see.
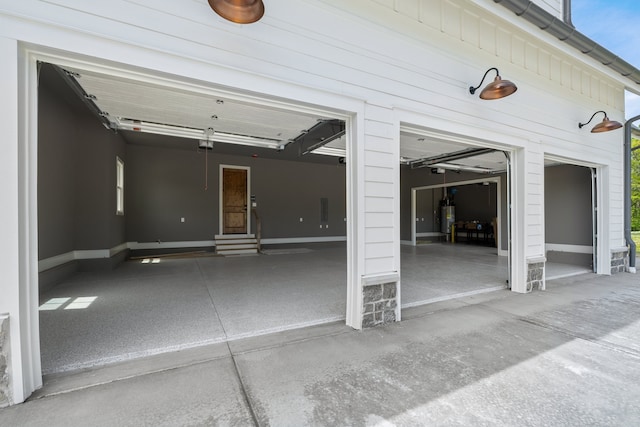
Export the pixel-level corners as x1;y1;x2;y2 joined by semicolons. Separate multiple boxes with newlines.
115;118;283;150
311;146;345;157
208;0;265;24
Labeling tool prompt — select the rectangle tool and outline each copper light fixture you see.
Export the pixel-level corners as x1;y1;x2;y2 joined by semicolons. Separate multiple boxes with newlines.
208;0;264;24
469;67;518;100
578;110;623;133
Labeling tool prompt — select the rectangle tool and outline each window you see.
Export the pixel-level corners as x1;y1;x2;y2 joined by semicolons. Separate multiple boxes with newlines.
116;157;124;215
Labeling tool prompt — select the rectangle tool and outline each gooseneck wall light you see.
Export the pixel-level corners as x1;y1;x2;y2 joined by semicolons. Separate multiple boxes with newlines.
578;110;623;133
208;0;265;24
469;67;518;100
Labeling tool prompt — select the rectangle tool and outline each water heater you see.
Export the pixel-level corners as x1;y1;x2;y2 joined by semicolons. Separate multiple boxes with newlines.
441;206;455;235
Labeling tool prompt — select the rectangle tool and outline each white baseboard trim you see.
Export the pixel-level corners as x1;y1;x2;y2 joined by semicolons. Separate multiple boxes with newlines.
38;252;76;272
128;240;216;250
39;244;131;272
110;242;130;257
416;232;443;237
546;244;593;254
39;237;349;272
260;236;346;245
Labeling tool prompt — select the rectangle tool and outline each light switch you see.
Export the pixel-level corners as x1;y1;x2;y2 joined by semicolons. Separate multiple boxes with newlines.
180;217;185;223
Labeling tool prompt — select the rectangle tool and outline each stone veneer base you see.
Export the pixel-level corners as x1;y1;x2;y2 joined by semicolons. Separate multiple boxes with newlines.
362;282;398;328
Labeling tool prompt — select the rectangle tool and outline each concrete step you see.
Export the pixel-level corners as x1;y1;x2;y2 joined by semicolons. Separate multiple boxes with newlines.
214;234;259;256
214;234;255;240
216;248;258;255
215;243;258;251
216;239;257;246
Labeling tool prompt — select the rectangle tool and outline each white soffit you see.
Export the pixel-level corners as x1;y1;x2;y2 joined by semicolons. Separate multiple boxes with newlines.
62;66;326;143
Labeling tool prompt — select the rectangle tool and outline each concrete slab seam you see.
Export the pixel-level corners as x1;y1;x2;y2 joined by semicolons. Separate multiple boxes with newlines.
195;259;259;427
33;355;233;401
229;329;353;357
518;317;640;359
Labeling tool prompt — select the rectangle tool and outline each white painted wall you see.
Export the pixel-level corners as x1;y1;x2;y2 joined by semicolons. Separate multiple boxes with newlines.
0;0;630;402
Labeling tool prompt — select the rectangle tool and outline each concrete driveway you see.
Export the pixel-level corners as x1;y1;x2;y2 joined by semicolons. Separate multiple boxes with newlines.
3;271;640;426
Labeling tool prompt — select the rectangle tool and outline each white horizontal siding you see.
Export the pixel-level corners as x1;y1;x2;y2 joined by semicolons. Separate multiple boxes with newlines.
0;0;625;273
526;147;545;257
363;104;397;276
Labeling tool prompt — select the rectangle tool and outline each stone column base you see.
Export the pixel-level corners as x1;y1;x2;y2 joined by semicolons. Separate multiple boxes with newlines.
0;315;10;408
611;248;629;274
527;258;545;292
362;282;398;328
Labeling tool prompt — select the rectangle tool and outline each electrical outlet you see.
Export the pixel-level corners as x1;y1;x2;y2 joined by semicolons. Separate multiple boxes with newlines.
180;217;185;223
299;217;303;222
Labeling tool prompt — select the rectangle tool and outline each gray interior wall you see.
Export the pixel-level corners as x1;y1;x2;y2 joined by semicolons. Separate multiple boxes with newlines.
38;83;77;260
126;145;347;243
401;166;507;248
544;164;592;246
453;183;497;222
74;111;127;250
38;80;127;260
415;189;436;233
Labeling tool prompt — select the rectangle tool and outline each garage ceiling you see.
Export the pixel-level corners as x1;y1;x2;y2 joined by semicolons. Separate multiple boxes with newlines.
48;63;507;173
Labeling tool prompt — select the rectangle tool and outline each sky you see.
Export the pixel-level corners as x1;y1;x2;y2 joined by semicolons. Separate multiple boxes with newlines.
571;0;640;120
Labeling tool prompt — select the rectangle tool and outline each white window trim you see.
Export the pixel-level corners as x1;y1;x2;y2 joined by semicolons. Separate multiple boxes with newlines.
116;156;124;216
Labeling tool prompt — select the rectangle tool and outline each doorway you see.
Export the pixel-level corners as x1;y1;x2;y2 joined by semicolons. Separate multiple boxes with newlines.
544;160;597;279
220;166;250;235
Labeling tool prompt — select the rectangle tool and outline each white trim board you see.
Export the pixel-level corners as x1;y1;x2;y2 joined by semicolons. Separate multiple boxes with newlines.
545;244;593;254
39;237;349;272
261;236;346;245
38;247;129;273
129;240;216;251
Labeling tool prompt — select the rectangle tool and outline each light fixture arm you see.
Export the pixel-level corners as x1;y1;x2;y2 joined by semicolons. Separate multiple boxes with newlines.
578;110;606;128
469;67;499;95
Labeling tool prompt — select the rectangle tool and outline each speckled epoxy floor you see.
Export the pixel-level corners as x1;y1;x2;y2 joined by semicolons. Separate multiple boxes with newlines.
39;242;588;374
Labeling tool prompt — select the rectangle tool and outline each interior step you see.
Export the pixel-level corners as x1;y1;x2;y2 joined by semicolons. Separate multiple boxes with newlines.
214;234;255;240
216;248;258;255
216;238;257;246
215;243;258;251
214;234;259;256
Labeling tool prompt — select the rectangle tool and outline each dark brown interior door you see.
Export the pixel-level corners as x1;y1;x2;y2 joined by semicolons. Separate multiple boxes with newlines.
223;168;247;234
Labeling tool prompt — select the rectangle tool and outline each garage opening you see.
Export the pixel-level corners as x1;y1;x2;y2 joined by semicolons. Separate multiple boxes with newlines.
399;129;511;307
36;62;349;374
544;160;596;280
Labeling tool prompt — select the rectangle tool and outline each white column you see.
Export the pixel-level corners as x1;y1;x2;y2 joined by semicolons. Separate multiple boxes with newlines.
510;147;527;293
346;102;400;329
0;36;25;404
0;37;41;404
